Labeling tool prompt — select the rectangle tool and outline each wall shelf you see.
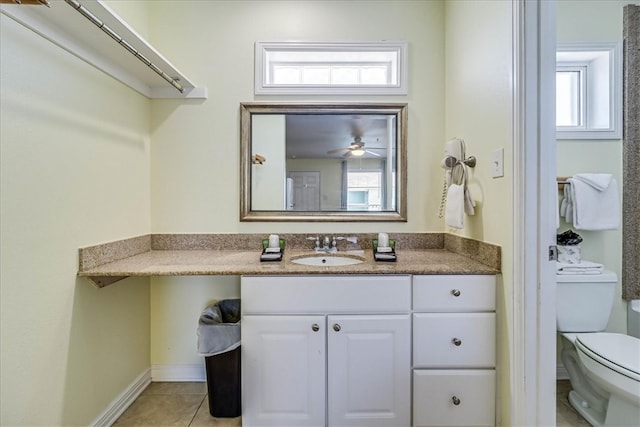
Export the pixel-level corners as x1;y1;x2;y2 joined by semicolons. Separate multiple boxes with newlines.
1;0;207;99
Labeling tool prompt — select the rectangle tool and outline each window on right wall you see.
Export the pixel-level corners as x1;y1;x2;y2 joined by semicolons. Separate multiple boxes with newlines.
556;42;622;140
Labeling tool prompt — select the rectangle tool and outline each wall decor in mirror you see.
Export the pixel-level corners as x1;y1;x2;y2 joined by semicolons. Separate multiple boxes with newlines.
240;103;407;222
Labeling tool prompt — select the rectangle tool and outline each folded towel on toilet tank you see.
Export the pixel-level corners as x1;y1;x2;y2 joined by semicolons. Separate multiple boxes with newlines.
556;260;604;275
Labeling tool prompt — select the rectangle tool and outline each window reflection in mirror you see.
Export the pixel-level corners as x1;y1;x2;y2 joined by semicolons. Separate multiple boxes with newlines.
240;103;407;222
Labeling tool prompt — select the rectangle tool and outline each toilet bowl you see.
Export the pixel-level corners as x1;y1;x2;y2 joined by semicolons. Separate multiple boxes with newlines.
557;271;640;426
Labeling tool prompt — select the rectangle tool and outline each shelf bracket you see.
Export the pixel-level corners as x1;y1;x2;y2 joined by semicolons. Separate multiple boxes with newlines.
86;276;128;288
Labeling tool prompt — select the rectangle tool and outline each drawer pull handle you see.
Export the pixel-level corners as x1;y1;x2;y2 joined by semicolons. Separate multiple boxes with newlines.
452;396;461;406
452;338;462;346
311;324;320;332
333;324;341;332
451;289;461;297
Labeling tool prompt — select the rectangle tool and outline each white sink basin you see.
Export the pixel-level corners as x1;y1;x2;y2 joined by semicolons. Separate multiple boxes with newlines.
291;254;364;266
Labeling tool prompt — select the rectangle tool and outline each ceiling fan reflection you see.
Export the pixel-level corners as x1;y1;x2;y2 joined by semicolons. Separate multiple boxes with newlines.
326;137;384;157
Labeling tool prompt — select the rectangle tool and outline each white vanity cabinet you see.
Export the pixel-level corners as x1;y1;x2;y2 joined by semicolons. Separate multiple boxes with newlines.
412;275;497;427
241;275;411;427
241;314;326;427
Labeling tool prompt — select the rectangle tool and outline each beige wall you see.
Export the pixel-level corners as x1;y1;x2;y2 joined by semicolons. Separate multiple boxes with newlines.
444;1;514;425
1;1;522;424
148;0;446;234
556;0;640;338
146;0;448;371
0;12;151;427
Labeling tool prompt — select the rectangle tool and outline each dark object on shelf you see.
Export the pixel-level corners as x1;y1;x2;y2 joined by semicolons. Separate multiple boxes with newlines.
557;229;583;245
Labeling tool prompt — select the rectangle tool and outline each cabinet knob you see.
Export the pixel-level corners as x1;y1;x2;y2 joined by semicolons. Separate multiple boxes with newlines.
333;324;341;332
311;323;320;332
451;289;461;297
452;337;462;346
452;396;461;406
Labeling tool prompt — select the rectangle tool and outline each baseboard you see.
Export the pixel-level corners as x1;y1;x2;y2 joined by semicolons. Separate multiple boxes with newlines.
91;368;151;427
557;364;570;380
151;363;206;382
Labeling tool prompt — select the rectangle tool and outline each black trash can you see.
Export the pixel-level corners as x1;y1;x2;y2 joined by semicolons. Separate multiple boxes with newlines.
197;299;241;418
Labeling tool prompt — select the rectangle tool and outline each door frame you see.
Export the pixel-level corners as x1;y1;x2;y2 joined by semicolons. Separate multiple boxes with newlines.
512;0;557;425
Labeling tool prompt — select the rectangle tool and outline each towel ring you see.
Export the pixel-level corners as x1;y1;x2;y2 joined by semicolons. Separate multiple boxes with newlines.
451;161;466;186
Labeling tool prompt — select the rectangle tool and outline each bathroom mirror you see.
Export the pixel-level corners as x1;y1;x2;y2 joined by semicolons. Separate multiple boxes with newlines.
240;103;407;222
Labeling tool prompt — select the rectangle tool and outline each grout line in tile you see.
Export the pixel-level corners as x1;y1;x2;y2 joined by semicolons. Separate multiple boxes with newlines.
188;394;207;427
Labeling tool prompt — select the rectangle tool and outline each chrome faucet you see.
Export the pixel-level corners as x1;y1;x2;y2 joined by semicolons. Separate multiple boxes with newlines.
307;236;359;252
323;236;331;251
307;236;341;252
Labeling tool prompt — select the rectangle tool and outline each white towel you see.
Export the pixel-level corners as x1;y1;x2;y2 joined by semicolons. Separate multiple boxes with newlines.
574;173;613;192
568;174;619;230
557;260;604;275
463;169;476;216
464;186;475;216
445;183;465;229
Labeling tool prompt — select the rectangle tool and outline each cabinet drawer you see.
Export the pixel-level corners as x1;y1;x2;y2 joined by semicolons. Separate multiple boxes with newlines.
413;275;495;312
242;275;411;314
413;369;495;427
413;313;495;368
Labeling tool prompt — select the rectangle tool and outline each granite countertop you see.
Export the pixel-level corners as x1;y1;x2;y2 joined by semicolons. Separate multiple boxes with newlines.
78;233;501;287
78;248;497;277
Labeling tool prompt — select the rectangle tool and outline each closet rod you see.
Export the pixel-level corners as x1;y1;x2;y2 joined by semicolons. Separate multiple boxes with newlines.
0;0;50;6
64;0;184;93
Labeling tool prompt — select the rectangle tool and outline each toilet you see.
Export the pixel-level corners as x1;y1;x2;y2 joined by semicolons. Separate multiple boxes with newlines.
557;271;640;427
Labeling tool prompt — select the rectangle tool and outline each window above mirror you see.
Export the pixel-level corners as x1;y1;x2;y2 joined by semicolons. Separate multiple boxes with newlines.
556;42;622;140
255;41;408;95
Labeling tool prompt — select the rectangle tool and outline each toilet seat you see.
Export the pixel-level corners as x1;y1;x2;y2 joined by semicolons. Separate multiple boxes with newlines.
575;333;640;381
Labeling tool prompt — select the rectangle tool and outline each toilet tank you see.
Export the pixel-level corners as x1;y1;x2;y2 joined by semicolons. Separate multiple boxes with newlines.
556;271;617;332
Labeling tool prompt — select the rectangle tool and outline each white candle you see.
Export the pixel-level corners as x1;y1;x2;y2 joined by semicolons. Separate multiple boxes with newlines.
378;232;389;248
269;234;280;248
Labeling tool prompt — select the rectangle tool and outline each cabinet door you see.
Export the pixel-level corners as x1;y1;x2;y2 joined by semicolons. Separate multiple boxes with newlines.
327;315;411;427
242;315;326;427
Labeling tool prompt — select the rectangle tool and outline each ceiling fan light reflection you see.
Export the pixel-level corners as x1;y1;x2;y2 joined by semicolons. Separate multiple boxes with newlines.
351;148;366;156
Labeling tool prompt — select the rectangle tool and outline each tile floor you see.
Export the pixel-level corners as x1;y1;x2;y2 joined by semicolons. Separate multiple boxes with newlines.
556;379;591;427
112;382;240;427
113;380;588;426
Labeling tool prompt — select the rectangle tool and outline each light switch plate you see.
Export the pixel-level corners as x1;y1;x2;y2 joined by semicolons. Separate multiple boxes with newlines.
492;148;504;178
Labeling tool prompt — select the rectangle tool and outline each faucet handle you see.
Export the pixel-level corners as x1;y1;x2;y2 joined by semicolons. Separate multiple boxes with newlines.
306;236;320;249
331;236;358;249
335;236;358;243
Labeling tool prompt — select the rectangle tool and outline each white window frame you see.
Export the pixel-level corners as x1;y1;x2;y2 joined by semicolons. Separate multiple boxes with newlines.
555;65;586;128
255;41;408;95
556;41;622;140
